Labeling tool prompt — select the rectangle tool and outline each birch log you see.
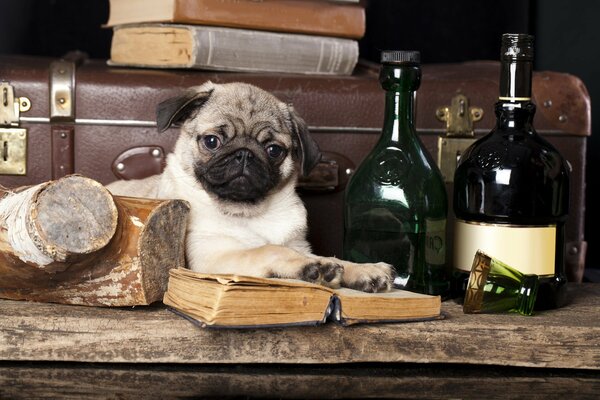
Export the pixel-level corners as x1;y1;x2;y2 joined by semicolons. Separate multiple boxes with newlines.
0;175;190;306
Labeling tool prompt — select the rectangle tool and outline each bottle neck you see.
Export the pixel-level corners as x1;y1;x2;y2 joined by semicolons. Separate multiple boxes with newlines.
496;57;536;131
494;101;536;131
379;64;420;143
383;91;416;141
499;58;532;102
516;274;539;316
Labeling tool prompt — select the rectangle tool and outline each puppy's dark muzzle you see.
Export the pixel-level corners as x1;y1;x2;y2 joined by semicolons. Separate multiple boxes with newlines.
233;148;254;167
213;148;261;179
196;148;277;203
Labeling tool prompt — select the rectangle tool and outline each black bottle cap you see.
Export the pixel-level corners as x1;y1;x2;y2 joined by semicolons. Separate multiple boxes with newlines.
380;50;421;65
501;33;534;61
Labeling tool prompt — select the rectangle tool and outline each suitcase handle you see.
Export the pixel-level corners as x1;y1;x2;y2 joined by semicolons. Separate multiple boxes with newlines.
112;147;352;193
297;151;354;193
111;146;166;181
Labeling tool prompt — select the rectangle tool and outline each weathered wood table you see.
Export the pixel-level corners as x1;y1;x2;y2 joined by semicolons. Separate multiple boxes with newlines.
1;283;599;399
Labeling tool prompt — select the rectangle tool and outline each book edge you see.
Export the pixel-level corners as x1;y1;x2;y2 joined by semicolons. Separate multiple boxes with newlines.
167;295;335;329
336;311;447;327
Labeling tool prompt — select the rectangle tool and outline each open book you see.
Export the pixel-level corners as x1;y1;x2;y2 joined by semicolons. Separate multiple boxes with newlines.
163;268;442;328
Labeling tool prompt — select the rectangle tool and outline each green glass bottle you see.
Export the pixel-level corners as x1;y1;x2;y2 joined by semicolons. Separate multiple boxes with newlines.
343;50;450;297
463;250;539;316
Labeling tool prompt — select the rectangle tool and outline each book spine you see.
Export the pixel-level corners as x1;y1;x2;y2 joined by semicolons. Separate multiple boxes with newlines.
191;26;358;75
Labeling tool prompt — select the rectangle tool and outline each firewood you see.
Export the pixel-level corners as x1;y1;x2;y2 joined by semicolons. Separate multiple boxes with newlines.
0;175;190;306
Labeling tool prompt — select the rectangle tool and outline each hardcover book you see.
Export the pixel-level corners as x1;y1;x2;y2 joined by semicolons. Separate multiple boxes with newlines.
105;0;366;39
162;268;443;328
108;24;359;75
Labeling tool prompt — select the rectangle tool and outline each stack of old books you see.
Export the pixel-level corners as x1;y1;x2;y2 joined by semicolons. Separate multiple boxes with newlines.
105;0;365;75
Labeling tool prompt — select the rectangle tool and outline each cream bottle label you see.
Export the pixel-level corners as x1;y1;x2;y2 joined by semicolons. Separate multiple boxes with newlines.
454;219;555;276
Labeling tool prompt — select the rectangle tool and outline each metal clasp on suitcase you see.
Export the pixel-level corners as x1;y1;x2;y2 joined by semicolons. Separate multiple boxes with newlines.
436;93;483;183
0;81;30;175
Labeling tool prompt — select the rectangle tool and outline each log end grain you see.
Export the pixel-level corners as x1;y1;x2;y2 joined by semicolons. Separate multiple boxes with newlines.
138;199;191;303
31;175;118;261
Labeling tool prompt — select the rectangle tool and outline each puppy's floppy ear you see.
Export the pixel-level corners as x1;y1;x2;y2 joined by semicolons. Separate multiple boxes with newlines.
156;88;213;132
286;104;322;177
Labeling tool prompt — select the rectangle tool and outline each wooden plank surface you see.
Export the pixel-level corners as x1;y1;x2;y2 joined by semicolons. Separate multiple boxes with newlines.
1;362;599;400
1;284;599;369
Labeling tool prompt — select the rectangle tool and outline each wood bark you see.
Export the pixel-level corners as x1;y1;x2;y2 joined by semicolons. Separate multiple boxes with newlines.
0;175;190;306
0;175;118;266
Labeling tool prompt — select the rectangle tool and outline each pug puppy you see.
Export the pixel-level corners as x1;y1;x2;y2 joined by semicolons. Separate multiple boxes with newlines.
107;81;394;292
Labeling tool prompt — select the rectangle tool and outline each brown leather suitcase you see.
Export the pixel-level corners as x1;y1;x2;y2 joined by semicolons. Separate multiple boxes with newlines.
0;54;590;282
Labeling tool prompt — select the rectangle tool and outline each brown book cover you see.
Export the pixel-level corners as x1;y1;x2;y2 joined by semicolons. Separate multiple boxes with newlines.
105;0;366;39
162;268;443;328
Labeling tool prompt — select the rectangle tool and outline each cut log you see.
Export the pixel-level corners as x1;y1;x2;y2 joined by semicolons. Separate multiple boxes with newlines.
0;175;118;268
0;175;190;306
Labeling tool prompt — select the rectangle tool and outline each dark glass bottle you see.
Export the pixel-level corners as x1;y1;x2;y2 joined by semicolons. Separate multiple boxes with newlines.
452;33;570;310
343;50;450;297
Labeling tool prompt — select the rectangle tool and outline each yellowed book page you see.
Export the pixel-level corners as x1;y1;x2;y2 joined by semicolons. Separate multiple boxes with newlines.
164;268;334;326
110;26;194;67
171;268;334;291
334;288;441;321
105;0;175;27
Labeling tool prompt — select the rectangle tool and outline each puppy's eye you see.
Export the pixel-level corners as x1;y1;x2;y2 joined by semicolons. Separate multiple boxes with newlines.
202;135;221;151
266;144;285;159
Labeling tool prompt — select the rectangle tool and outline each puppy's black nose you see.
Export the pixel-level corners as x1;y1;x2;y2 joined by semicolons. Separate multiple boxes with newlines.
234;149;254;164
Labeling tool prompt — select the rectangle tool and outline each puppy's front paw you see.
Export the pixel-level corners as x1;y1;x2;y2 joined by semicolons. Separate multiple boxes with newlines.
301;260;344;288
342;262;396;293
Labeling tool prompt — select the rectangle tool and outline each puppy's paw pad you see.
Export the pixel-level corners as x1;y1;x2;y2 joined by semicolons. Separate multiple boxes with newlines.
344;262;395;293
347;277;387;293
301;263;322;282
322;263;344;283
300;261;344;287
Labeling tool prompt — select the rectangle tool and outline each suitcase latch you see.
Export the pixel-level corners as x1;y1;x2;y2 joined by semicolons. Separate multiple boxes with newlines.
436;93;483;183
0;81;30;175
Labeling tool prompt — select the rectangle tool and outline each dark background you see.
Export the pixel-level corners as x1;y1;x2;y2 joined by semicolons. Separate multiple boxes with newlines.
1;0;598;279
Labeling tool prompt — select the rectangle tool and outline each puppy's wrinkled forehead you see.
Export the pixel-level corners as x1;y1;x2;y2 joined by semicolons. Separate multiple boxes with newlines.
184;83;291;142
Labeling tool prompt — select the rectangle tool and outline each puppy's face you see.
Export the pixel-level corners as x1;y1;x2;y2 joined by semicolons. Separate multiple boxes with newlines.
156;81;321;208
